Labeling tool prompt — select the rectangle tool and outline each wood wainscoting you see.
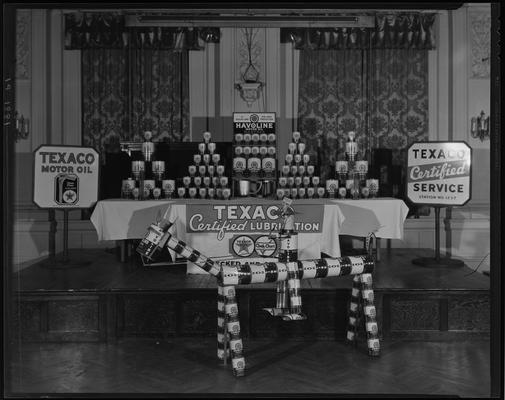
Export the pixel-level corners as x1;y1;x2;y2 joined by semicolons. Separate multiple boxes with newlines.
10;248;490;343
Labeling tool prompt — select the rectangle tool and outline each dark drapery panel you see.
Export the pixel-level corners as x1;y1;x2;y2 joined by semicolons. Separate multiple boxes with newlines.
369;49;429;164
82;49;190;156
130;50;189;142
82;49;129;155
297;50;369;180
281;13;436;50
65;12;220;50
297;49;428;180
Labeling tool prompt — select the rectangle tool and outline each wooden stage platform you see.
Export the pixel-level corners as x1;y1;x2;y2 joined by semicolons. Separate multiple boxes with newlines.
11;248;490;343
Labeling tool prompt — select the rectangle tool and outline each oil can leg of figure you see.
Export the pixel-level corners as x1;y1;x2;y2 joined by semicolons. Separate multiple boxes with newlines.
276;281;289;311
286;265;303;315
217;282;230;364
223;285;246;377
346;274;362;346
359;273;380;357
281;231;306;320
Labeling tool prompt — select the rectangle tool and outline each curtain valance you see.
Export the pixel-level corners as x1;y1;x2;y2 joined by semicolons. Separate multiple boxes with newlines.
64;13;220;50
281;13;436;50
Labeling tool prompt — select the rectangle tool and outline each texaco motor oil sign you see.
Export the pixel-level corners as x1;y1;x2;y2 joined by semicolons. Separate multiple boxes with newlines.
33;145;100;208
407;141;472;206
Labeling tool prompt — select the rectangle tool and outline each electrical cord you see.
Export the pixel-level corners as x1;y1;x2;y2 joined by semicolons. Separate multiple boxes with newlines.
464;252;490;277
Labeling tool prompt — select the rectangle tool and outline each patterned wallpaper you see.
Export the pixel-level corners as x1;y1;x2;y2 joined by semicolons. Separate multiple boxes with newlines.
16;10;31;80
469;9;491;79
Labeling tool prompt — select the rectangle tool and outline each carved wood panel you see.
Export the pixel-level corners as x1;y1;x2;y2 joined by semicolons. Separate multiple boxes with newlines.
448;295;490;331
48;300;99;332
249;291;349;340
13;289;490;342
311;293;348;340
120;295;177;338
12;300;42;338
250;291;281;338
390;298;440;331
13;296;105;342
179;294;217;337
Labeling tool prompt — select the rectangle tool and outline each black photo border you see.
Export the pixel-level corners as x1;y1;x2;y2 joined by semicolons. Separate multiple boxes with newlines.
2;0;503;398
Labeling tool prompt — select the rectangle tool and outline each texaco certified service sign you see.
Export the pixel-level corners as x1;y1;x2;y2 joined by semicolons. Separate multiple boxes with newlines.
33;145;100;208
407;141;472;206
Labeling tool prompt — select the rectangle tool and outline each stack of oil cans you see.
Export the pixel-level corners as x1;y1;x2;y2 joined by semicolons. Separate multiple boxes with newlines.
277;131;322;200
124;131;167;200
217;284;245;377
176;131;231;200
232;132;277;180
330;131;371;199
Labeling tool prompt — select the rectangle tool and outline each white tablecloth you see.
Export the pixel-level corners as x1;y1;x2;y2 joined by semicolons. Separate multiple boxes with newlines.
330;198;410;240
91;199;177;241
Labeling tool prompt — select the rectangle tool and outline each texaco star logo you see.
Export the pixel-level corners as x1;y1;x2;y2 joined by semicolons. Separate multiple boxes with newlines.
232;235;254;257
63;190;77;203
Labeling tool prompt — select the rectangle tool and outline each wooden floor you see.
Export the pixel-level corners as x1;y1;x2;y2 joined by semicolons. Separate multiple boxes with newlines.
12;247;489;292
7;338;490;397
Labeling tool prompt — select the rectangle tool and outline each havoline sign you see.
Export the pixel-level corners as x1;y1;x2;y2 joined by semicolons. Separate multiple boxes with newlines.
233;112;276;135
406;141;472;206
33;145;100;209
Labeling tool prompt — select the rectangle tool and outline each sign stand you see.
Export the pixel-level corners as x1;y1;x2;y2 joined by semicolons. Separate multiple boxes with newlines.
33;145;100;269
411;206;464;268
406;141;472;269
41;209;92;269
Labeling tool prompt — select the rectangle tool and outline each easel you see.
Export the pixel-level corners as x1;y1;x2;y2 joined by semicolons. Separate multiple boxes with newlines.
412;205;464;268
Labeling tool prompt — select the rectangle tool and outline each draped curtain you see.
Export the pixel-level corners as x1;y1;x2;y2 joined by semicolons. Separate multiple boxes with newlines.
82;49;129;153
65;13;220;50
290;13;434;180
67;13;218;156
297;49;428;179
130;50;189;142
370;49;428;164
297;50;369;179
82;49;189;155
281;13;436;50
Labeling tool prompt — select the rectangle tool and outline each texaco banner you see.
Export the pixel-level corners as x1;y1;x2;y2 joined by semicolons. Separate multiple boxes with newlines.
186;203;323;240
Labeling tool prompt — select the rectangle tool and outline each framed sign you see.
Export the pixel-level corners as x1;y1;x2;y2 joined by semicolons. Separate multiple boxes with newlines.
406;141;472;206
233;112;276;135
33;145;100;209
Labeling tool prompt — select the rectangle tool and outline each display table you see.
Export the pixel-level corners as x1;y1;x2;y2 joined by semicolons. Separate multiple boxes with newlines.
91;197;409;272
